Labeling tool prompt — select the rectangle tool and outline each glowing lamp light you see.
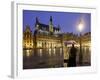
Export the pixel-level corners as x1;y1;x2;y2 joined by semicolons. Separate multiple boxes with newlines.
78;22;84;32
78;19;84;32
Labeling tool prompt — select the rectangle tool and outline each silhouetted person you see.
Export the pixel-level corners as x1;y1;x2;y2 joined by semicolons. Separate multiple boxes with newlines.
68;44;77;67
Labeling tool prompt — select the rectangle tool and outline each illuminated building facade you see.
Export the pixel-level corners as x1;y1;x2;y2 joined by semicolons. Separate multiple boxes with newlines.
23;25;33;49
23;16;63;55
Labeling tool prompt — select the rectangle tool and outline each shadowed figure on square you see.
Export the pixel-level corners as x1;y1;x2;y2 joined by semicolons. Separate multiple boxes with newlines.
68;44;77;67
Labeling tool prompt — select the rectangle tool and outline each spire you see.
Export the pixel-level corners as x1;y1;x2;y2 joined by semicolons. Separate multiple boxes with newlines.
36;17;39;24
50;16;52;22
58;24;60;30
49;16;53;34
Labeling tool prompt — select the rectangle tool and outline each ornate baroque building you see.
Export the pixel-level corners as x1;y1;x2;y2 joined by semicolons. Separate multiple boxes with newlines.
23;16;63;54
23;26;33;49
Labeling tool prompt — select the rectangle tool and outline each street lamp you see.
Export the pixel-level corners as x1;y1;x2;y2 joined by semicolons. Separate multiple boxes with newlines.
78;19;84;66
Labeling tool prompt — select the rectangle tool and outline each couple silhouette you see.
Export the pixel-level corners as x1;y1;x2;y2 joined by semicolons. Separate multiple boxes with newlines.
67;44;77;67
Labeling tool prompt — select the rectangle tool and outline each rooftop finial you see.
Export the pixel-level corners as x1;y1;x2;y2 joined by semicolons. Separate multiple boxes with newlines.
36;17;39;24
50;16;52;22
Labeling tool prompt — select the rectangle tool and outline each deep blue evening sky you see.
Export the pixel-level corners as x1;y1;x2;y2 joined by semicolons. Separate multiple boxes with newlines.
23;10;91;34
